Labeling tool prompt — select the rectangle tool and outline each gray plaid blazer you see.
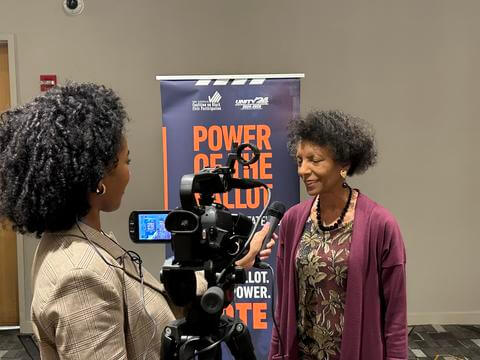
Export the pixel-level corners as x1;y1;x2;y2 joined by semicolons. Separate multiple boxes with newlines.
31;222;195;359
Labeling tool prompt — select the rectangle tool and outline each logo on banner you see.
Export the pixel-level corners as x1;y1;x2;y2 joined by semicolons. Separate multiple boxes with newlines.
235;96;269;111
192;91;222;111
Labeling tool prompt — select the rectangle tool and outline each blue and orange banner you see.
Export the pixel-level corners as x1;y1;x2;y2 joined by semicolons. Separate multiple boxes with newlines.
159;75;302;359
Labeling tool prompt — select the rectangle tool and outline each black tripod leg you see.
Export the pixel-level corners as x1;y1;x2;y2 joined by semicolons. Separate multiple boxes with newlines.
224;319;257;360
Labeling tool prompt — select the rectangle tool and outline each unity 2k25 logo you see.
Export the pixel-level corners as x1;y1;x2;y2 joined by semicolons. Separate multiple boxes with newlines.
192;91;222;111
235;96;269;110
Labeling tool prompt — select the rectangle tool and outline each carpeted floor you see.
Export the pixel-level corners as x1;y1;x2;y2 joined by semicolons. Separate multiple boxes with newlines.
0;328;29;360
1;324;480;359
407;325;480;359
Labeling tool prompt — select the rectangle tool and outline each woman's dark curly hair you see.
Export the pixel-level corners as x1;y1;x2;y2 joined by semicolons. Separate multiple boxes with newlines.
0;82;128;236
287;110;377;176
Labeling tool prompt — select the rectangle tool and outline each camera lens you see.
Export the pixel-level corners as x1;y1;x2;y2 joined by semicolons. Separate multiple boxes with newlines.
66;0;78;9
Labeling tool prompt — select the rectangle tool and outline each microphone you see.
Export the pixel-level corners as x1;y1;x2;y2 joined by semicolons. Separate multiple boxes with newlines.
254;201;286;269
229;178;265;189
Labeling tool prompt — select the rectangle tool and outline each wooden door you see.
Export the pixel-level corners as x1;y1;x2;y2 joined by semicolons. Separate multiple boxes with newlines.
0;43;10;111
0;42;19;326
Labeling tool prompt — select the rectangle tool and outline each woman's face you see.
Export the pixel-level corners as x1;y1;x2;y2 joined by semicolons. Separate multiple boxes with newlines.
296;140;345;196
100;137;131;212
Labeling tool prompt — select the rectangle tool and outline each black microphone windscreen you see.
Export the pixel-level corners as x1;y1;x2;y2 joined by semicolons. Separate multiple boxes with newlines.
266;201;286;219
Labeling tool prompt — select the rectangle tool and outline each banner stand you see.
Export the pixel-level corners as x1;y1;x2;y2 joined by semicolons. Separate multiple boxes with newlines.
157;74;303;359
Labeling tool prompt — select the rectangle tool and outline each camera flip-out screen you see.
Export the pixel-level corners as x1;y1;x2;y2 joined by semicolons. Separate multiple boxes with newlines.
129;211;172;243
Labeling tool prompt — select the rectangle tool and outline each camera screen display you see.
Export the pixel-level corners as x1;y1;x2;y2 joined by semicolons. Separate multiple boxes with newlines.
138;213;171;241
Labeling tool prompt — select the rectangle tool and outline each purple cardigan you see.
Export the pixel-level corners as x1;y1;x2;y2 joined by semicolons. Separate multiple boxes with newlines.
269;193;407;360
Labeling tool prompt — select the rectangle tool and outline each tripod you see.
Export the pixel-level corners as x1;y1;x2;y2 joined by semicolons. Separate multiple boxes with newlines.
161;303;256;360
161;264;257;360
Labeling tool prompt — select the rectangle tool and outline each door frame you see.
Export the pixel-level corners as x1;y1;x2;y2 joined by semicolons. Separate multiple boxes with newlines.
0;33;24;330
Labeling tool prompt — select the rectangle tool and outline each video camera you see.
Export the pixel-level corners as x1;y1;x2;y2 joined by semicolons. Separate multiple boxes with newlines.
166;144;267;269
158;142;269;301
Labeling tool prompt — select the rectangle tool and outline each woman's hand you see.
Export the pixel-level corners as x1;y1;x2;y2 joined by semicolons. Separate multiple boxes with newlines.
235;223;277;269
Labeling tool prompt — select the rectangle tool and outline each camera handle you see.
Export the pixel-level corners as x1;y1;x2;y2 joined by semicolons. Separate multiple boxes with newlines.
178;142;262;211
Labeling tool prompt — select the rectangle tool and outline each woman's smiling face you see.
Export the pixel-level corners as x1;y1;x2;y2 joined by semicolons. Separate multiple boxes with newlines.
296;140;345;196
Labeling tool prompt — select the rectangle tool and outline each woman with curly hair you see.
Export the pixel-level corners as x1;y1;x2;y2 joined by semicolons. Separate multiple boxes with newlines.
269;110;407;360
0;82;273;359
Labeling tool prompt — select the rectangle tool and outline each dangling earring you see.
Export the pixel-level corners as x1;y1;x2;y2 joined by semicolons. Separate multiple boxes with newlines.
96;183;107;196
340;169;348;188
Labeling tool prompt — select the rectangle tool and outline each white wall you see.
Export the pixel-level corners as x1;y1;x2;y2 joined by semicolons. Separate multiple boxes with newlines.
1;0;479;331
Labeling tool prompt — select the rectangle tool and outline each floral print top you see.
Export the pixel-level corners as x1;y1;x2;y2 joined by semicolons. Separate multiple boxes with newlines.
295;195;357;360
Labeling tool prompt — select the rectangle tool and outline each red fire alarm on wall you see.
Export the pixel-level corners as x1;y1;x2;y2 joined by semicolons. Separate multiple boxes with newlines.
40;75;57;92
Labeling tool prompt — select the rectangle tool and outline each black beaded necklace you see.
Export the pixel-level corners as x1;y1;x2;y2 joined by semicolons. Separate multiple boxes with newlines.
316;185;353;232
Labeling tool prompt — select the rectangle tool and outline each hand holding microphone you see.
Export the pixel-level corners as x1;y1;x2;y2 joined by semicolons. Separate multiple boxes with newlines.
235;201;286;269
257;223;277;262
254;201;286;269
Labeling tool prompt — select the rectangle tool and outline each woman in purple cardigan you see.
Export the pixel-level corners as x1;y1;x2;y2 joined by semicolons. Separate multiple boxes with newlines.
269;110;407;360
